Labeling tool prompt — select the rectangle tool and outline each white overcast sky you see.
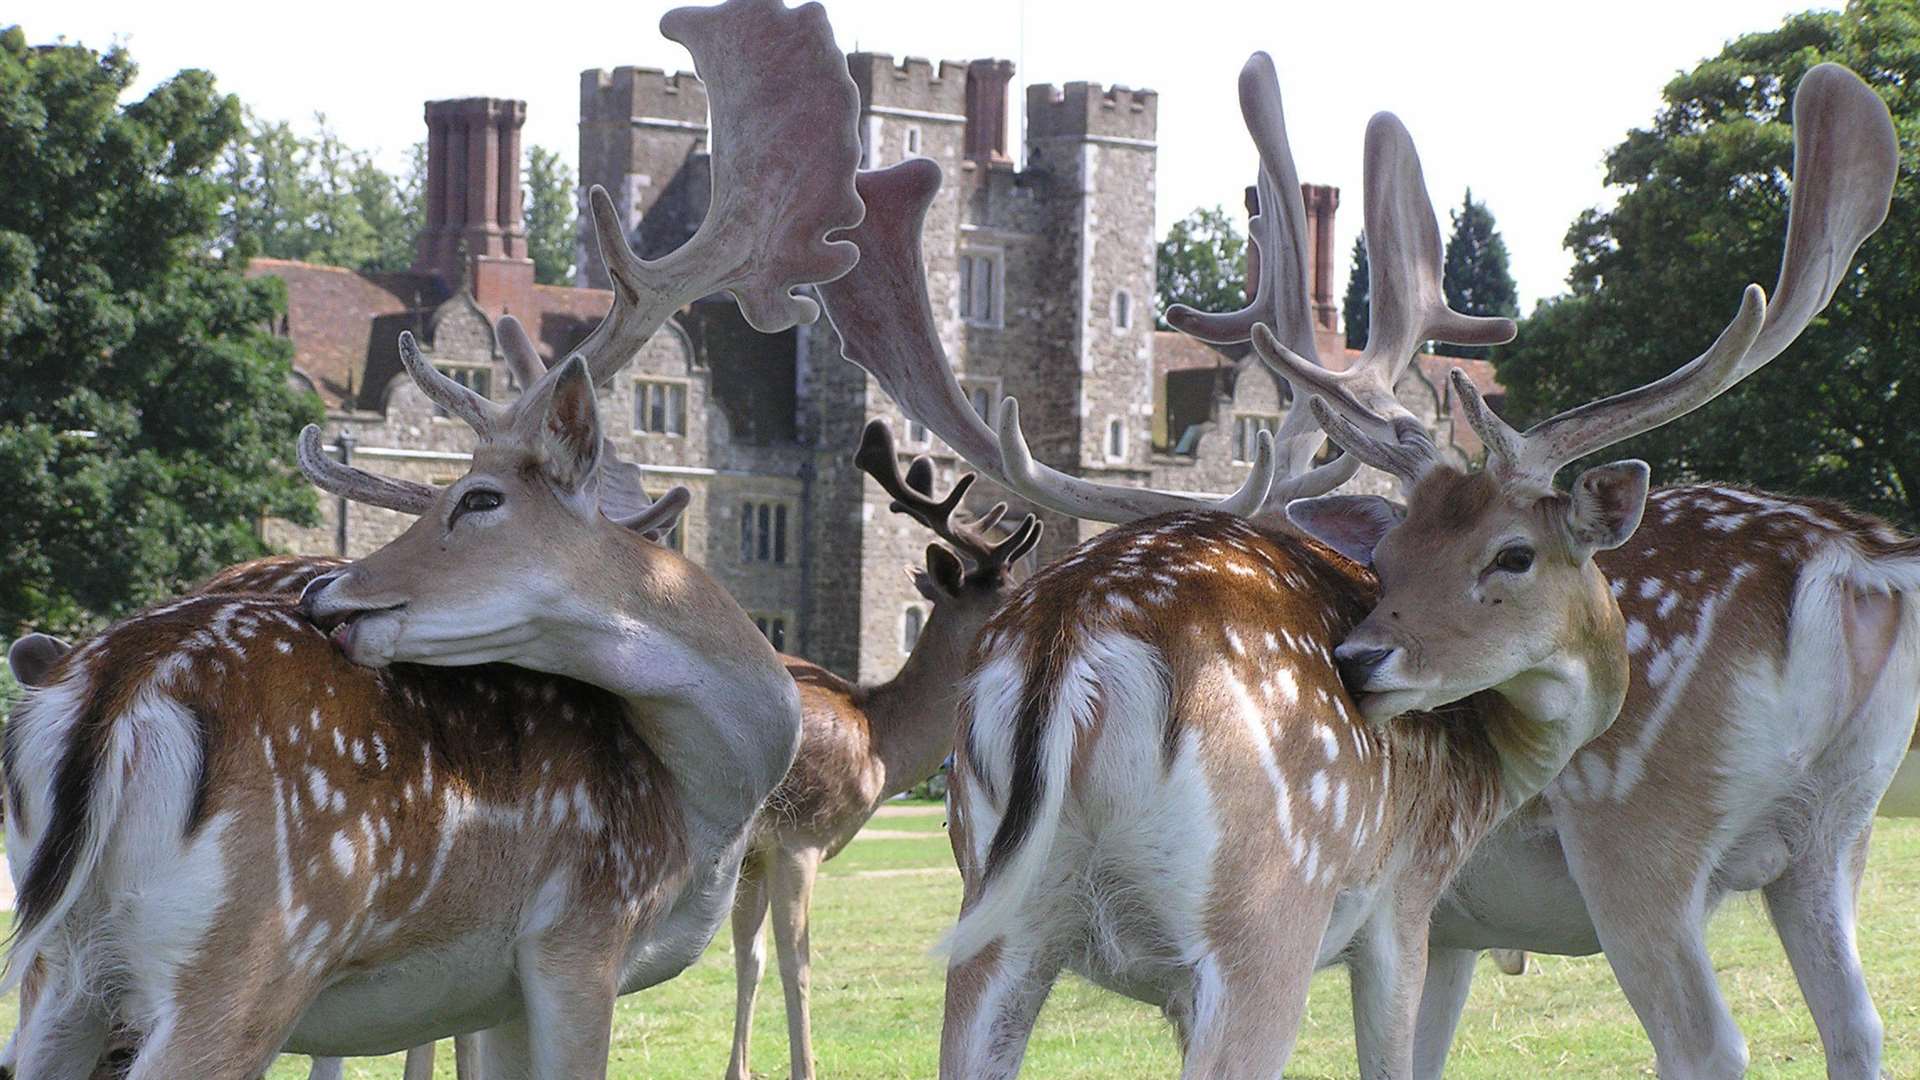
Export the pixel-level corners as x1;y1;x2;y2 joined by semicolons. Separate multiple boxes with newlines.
20;0;1827;312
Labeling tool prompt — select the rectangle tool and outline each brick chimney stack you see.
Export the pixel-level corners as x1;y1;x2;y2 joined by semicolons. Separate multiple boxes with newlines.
964;59;1015;165
1241;183;1340;332
415;97;534;317
1301;182;1340;331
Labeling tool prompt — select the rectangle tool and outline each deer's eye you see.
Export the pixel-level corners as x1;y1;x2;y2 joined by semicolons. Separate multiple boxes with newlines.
451;488;503;525
1492;545;1535;574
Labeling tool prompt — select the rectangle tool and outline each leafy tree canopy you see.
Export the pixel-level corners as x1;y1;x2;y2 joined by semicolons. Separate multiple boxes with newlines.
525;145;577;286
0;28;321;636
1493;0;1920;527
1156;205;1247;328
1436;188;1519;359
219;111;424;273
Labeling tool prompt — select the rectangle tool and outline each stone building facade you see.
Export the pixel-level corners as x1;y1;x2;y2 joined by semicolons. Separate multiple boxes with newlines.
256;58;1496;685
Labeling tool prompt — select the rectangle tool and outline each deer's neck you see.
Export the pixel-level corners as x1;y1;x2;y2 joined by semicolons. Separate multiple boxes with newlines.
1482;569;1630;814
534;586;803;845
862;607;982;797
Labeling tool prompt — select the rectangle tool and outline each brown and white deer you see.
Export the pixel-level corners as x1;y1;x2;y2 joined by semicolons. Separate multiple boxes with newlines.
816;53;1894;1078
0;3;865;1077
724;419;1039;1080
1241;63;1916;1080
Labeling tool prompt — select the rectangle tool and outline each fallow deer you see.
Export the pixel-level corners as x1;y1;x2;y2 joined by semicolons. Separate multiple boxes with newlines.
0;4;866;1077
1237;63;1917;1080
724;418;1039;1080
815;54;1894;1078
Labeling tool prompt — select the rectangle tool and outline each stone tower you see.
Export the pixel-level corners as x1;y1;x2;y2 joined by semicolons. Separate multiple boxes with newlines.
1023;81;1160;497
576;66;711;285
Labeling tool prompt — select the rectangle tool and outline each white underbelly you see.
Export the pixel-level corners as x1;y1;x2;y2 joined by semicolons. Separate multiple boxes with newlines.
1880;751;1920;817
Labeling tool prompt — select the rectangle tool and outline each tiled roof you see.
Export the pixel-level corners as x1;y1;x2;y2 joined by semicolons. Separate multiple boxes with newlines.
246;259;617;411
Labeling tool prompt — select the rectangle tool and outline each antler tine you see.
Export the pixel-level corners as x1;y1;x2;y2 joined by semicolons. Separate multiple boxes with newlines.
1739;62;1896;380
558;0;864;391
983;513;1044;573
607;484;692;541
968;503;1009;534
1479;62;1895;487
296;425;437;515
854;418;996;564
398;331;503;435
1165;52;1319;365
1257;112;1518;445
1306;397;1440;488
994;397;1278;524
496;315;548;390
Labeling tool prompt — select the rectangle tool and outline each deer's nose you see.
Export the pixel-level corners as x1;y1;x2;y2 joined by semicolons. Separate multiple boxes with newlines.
298;571;347;626
1335;644;1396;694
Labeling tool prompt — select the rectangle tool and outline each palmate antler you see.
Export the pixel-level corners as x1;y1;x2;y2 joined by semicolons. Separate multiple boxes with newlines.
296;0;866;534
1239;67;1516;448
819;157;1356;527
853;419;1041;576
1312;62;1897;492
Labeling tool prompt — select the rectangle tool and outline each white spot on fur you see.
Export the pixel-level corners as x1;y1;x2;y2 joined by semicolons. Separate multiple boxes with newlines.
330;831;356;876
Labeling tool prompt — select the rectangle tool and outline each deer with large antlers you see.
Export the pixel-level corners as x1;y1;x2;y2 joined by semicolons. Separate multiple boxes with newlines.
817;53;1896;1078
724;419;1039;1080
1239;66;1916;1079
0;3;864;1077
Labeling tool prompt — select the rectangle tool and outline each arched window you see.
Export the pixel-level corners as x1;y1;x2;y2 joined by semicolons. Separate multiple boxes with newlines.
1112;289;1133;331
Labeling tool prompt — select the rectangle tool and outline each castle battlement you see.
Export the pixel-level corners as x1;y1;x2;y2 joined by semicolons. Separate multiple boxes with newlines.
1025;81;1158;142
580;66;709;128
847;52;968;116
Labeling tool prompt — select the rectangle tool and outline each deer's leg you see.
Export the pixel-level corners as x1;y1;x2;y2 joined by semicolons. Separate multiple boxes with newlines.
1175;944;1315;1080
305;1058;344;1080
402;1042;437;1080
726;853;772;1080
938;932;1066;1080
9;966;111;1080
1412;945;1480;1080
121;991;305;1080
1349;903;1437;1080
452;1032;479;1080
769;845;824;1080
1763;831;1883;1079
1562;827;1746;1078
466;1018;534;1080
515;931;621;1080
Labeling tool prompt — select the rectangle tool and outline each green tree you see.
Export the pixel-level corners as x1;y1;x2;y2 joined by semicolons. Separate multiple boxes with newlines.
1156;206;1247;328
1343;235;1370;350
0;29;320;637
525;145;576;285
1494;0;1920;527
219;111;422;272
1437;188;1519;359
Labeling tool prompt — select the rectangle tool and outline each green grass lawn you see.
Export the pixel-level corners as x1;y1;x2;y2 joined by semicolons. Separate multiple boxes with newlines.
7;803;1916;1077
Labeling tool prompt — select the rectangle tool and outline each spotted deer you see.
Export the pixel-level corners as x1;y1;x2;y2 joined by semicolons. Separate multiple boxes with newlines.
817;54;1894;1078
1243;64;1916;1079
0;334;688;1080
723;418;1039;1080
0;4;866;1078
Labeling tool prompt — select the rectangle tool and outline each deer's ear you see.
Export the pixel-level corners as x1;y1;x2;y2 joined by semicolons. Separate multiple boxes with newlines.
1285;495;1404;565
913;543;966;602
537;356;603;498
1564;460;1650;557
8;632;72;688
